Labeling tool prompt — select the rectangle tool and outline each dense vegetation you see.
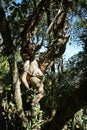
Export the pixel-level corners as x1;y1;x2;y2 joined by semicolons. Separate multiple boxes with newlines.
0;0;87;130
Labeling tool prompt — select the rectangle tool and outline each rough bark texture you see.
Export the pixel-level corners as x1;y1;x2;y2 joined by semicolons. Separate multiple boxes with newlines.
12;59;24;115
51;63;56;117
0;1;80;130
21;0;70;71
21;0;50;42
12;58;28;128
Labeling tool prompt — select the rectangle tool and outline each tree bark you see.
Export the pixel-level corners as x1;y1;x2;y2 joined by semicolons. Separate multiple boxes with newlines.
21;0;50;42
51;63;56;117
12;58;24;115
11;57;28;128
0;5;27;128
21;0;70;71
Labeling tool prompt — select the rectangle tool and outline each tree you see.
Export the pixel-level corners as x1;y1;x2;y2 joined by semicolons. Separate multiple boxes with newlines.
0;0;87;130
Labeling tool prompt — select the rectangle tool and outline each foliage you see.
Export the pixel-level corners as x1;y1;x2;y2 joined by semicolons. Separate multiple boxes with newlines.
59;52;87;91
59;51;87;129
0;55;12;91
0;0;87;130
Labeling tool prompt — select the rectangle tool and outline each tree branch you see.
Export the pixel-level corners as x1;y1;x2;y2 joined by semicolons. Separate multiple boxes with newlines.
21;0;70;72
21;0;50;42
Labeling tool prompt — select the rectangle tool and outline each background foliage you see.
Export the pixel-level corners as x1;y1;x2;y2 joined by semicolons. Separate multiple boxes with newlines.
0;0;87;130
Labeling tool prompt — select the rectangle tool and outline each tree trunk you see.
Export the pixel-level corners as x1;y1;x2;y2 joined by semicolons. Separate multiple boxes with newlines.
10;55;28;128
51;63;56;117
